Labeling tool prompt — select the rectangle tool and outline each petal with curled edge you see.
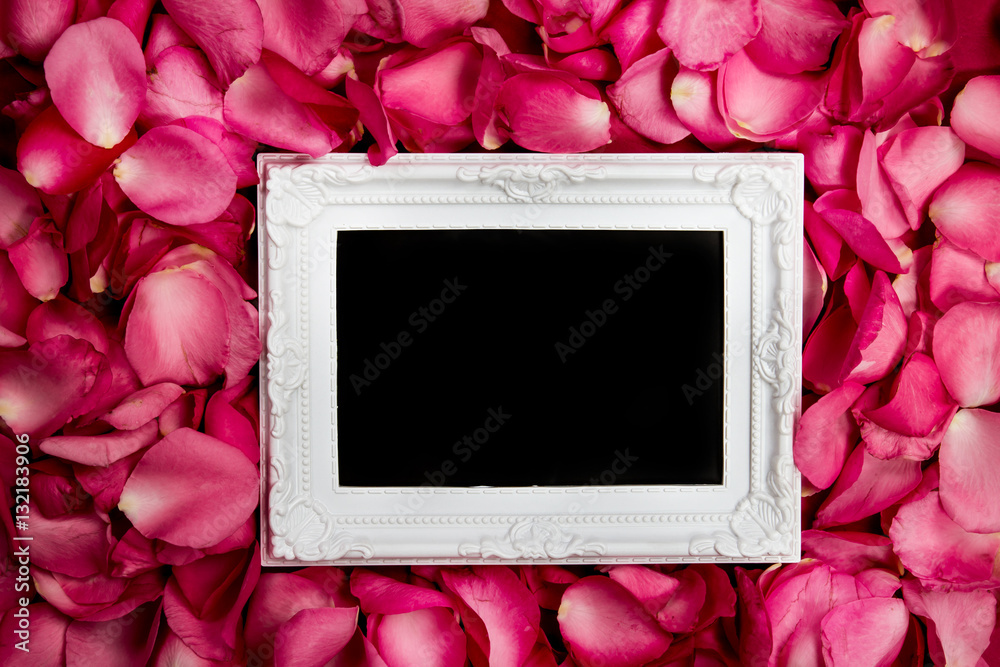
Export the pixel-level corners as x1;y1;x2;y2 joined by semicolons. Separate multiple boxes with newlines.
903;578;995;667
929;162;1000;262
376;607;467;667
160;0;263;87
45;18;146;149
607;49;689;145
275;607;359;667
557;575;672;667
40;420;158;467
670;67;738;150
841;271;907;385
939;408;1000;533
350;568;455;615
865;0;957;57
932;301;1000;408
104;383;185;430
880;126;964;230
600;0;666;72
929;240;999;313
800;530;899;575
951;75;1000;159
889;490;1000;590
114;125;237;226
862;352;956;439
821;598;908;667
119;428;258;549
141;45;225;128
794;381;865;490
657;0;760;71
814;444;922;528
803;305;857;393
6;217;67;302
498;73;611;153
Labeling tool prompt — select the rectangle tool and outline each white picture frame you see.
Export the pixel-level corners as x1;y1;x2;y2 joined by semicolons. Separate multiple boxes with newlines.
258;153;803;565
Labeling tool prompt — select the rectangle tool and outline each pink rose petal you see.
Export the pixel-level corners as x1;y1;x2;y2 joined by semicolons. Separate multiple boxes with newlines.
815;190;904;273
160;0;263;87
141;45;225;128
107;0;158;42
951;75;1000;159
18;105;137;196
744;0;847;74
0;0;75;61
670;67;738;150
41;420;158;467
170;116;258;189
375;606;466;667
105;383;185;430
889;490;1000;590
27;508;109;578
257;0;366;75
607;49;690;145
820;598;908;667
843;260;870;323
932;301;1000;408
929;161;1000;262
719;48;824;141
65;599;161;667
144;13;196;63
803;243;827;337
657;0;760;71
804;201;854;281
840;271;907;384
350;568;454;615
114;125;237;226
557;575;672;667
939;408;1000;533
861;352;956;441
902;578;996;667
45;17;146;149
928;239;999;313
276;607;359;667
802;305;857;393
800;530;899;575
0;165;42;248
119;428;258;548
6;216;67;302
814;443;922;527
600;0;666;72
498;73;611;152
441;566;540;667
734;568;771;667
875;54;954;131
794;381;865;489
799;124;864;194
0;603;70;666
880;126;965;229
865;0;957;57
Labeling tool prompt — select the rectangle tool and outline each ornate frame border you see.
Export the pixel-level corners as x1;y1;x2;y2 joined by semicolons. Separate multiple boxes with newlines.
258;154;803;565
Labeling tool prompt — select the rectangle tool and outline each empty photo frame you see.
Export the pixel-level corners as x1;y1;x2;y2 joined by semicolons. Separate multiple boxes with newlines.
258;154;803;565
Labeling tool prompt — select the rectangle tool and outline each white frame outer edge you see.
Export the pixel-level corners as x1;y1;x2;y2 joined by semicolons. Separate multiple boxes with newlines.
257;153;803;566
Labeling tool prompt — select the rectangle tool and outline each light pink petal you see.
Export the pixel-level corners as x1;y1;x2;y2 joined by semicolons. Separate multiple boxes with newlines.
345;72;398;166
441;566;539;667
657;0;760;71
557;575;672;667
857;127;912;239
105;383;185;430
820;597;908;667
814;443;922;527
379;42;482;126
765;562;859;667
114;125;237;226
951;76;1000;159
744;0;847;74
123;269;229;386
40;419;158;467
350;568;454;616
880;126;965;229
607;49;690;145
376;606;467;667
66;599;161;667
929;239;998;312
866;0;957;57
669;67;738;150
854;568;902;599
861;352;956;439
246;571;354;655
141;46;225;128
794;381;864;489
0;336;104;438
939;408;1000;533
889;490;1000;590
803;243;827;337
471;33;509;150
0;0;75;61
402;0;490;48
815;190;904;273
276;607;359;667
0;165;42;247
499;73;611;152
45;17;145;149
18;105;137;196
171;117;258;189
803;305;857;393
840;271;907;384
718;48;824;141
875;54;954;131
929;161;1000;262
859;15;917;111
600;0;666;72
800;530;899;575
119;428;258;548
0;603;69;666
258;0;366;75
893;245;932;319
144;13;196;63
799;124;864;194
933;301;1000;408
606;564;682;621
160;0;263;87
224;62;334;158
902;579;995;667
550;48;621;80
